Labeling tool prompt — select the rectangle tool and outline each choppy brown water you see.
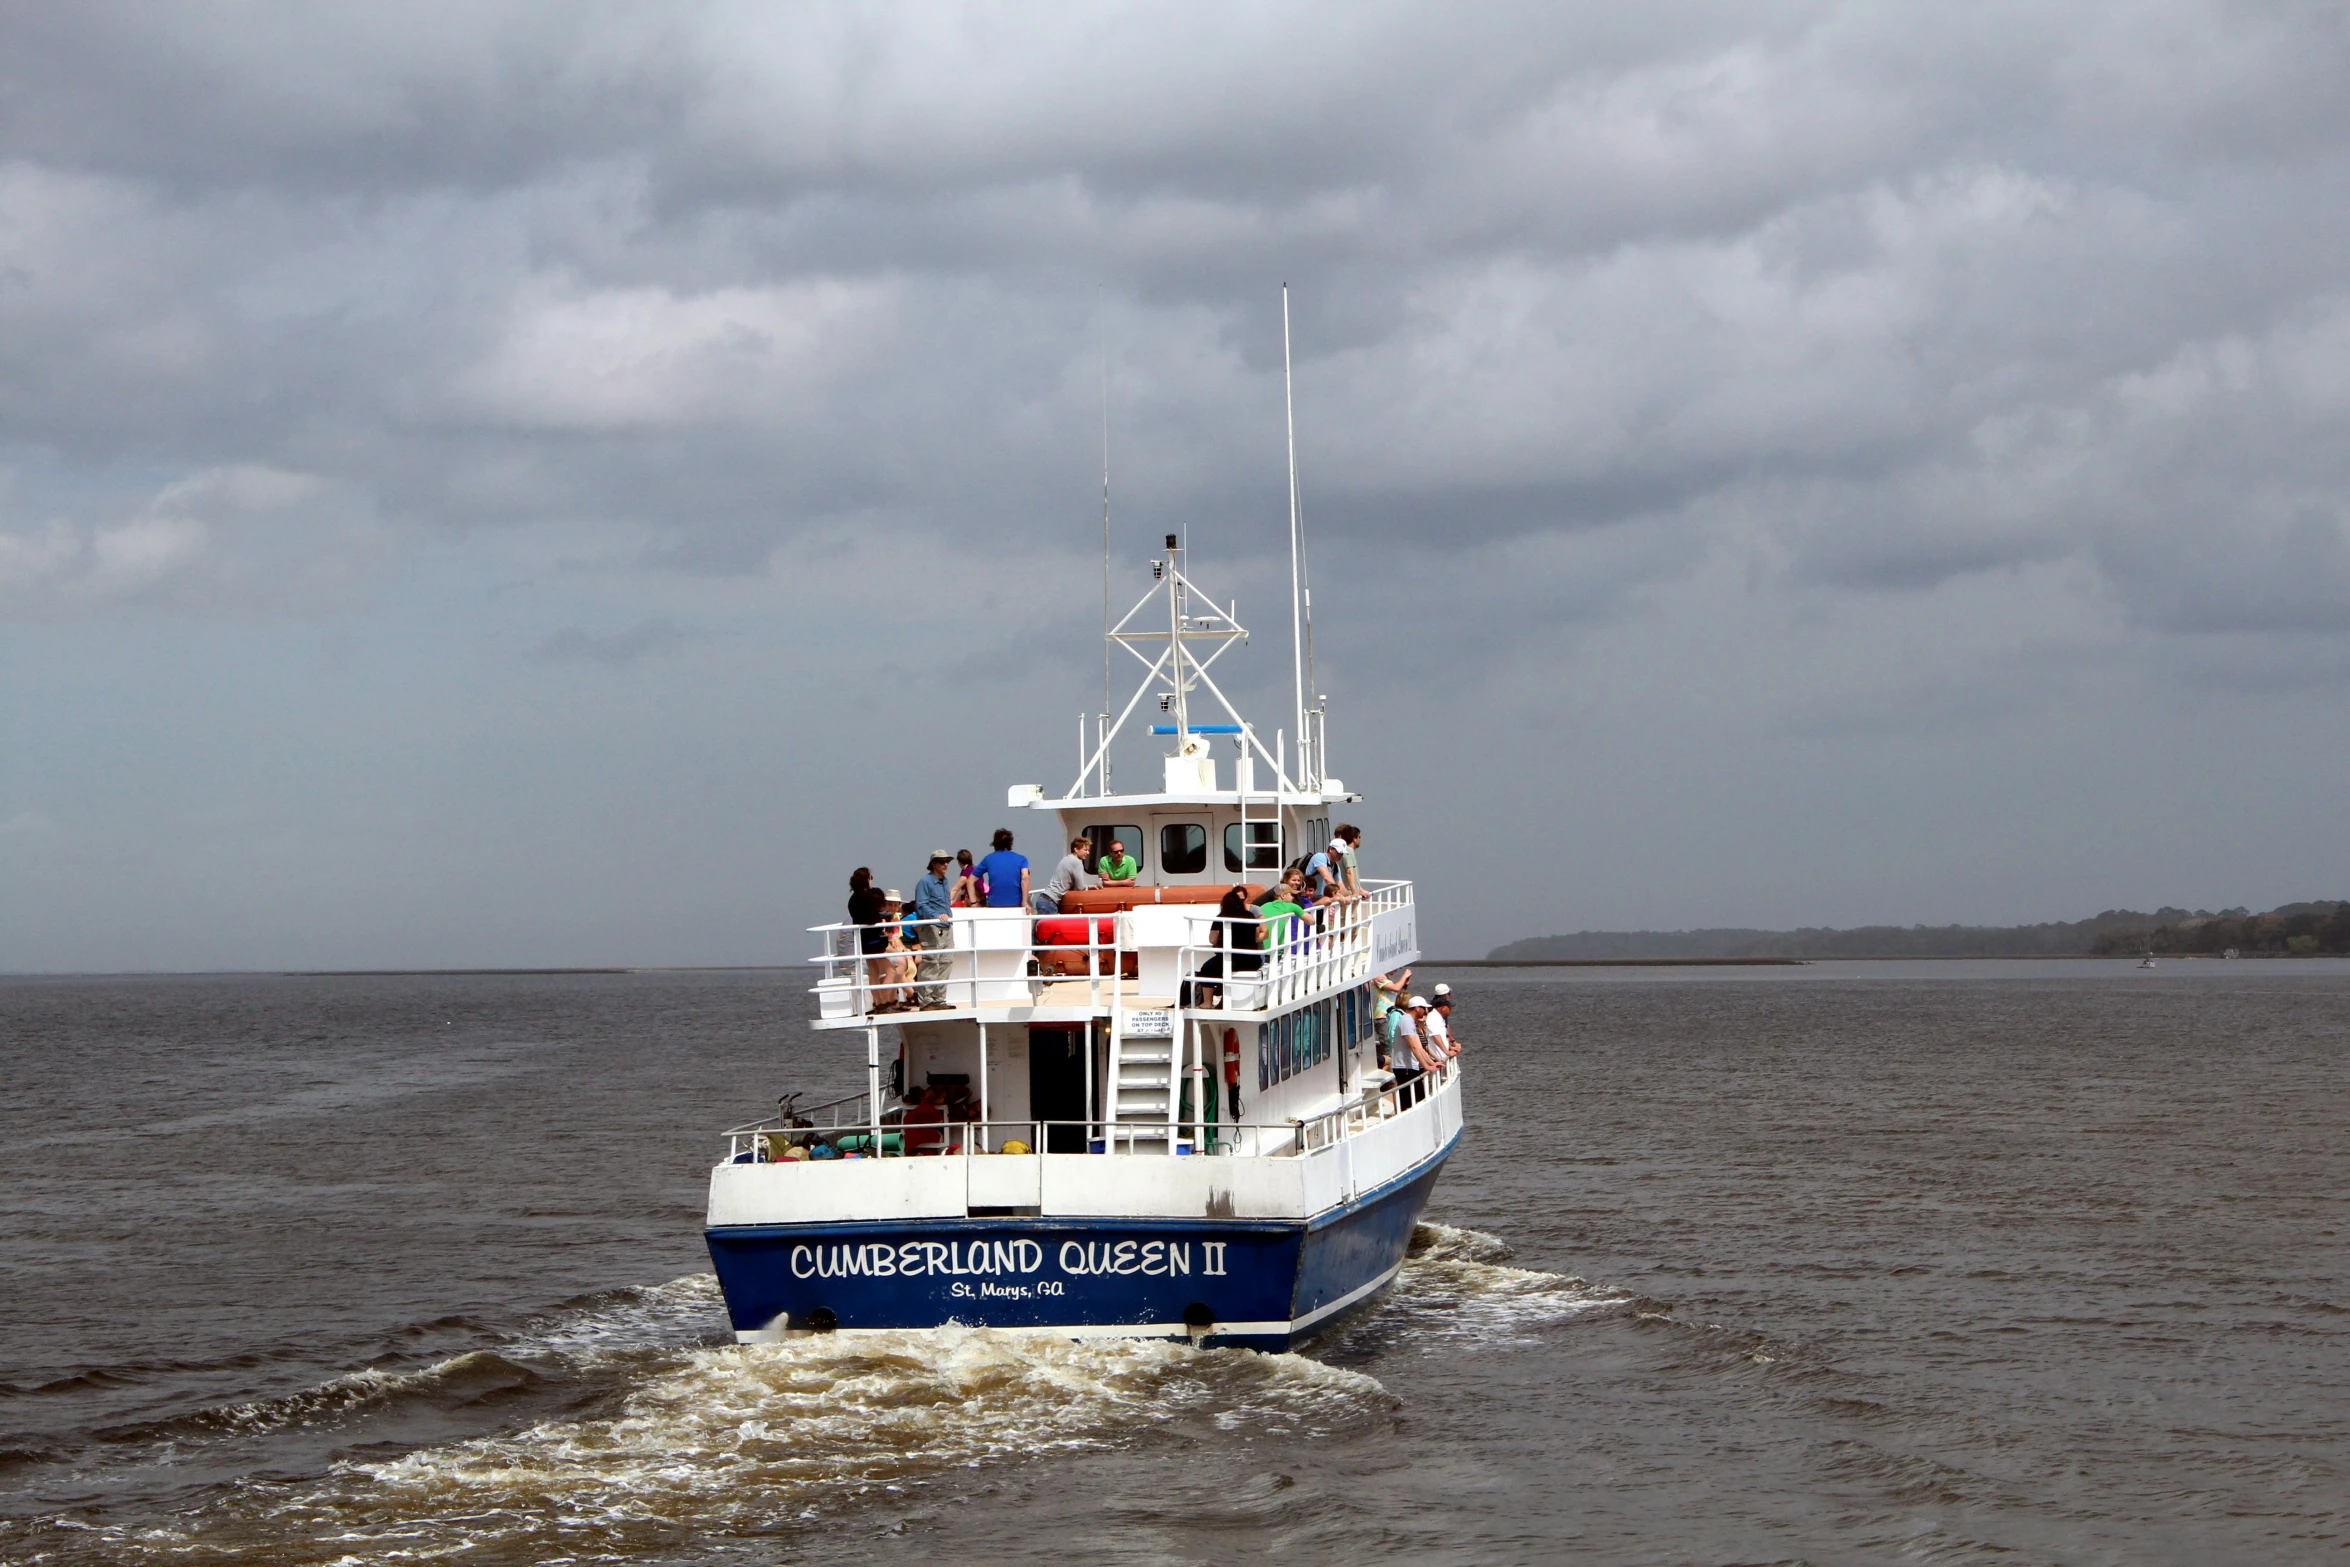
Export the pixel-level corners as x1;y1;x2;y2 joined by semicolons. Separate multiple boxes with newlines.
1;963;2344;1564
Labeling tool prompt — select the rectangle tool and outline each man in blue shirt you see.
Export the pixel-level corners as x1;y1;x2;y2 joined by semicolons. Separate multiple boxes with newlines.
976;828;1029;909
912;850;957;1008
1305;843;1340;899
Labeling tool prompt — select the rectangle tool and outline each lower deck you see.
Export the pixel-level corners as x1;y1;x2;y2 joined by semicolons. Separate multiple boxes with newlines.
712;1059;1461;1225
705;1080;1460;1349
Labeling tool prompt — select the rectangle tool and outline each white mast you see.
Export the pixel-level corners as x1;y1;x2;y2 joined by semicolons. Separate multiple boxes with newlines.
1167;532;1190;736
1100;315;1113;796
1283;284;1310;788
1061;295;1316;802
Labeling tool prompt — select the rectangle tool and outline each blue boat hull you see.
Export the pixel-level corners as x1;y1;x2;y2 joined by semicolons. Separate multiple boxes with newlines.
706;1135;1454;1352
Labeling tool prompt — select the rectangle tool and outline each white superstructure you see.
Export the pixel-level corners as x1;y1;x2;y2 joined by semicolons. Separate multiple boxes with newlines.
704;298;1458;1350
797;529;1418;1156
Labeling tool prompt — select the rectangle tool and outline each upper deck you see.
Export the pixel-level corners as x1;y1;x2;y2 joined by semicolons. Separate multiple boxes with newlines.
810;876;1418;1030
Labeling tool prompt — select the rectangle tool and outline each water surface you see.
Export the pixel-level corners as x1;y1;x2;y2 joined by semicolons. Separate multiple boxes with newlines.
1;966;2342;1563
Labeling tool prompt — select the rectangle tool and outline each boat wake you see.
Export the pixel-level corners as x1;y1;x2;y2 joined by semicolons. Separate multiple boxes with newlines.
3;1225;1591;1564
4;1277;1380;1564
1322;1222;1632;1355
331;1330;1381;1559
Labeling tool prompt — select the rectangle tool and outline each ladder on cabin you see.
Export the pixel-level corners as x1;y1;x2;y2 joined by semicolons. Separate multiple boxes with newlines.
1235;724;1283;882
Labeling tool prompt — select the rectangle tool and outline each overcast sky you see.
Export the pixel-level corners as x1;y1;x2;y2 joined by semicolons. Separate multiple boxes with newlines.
5;1;2350;970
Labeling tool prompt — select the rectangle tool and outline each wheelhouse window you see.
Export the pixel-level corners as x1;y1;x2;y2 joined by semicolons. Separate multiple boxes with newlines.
1159;822;1208;875
1082;825;1142;874
1224;821;1281;874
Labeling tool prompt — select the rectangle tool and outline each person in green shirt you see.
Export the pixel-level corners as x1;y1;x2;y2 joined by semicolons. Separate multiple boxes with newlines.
1255;875;1305;953
1097;837;1139;886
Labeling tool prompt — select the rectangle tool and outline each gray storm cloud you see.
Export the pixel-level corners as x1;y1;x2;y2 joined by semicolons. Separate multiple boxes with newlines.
3;1;2349;968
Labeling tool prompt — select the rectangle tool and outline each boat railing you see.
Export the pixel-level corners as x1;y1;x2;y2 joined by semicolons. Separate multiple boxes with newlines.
805;878;1413;1023
727;1087;874;1139
808;911;1128;1019
720;1059;1456;1164
1174;882;1407;1015
1296;1058;1449;1151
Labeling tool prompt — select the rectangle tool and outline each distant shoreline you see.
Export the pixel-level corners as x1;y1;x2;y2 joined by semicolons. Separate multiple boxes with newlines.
1425;953;2312;967
1489;901;2350;963
1426;957;1807;968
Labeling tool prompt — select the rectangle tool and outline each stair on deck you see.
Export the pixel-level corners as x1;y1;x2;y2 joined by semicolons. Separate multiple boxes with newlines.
1111;1033;1176;1139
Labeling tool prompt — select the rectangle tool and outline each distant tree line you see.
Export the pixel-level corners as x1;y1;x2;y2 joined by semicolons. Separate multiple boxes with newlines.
1489;901;2350;961
2087;901;2350;957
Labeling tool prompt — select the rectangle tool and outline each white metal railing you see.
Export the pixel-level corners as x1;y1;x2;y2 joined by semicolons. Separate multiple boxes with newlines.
720;1059;1458;1164
806;879;1413;1025
1296;1057;1450;1151
809;909;1131;1018
1174;880;1408;1017
727;1115;1039;1163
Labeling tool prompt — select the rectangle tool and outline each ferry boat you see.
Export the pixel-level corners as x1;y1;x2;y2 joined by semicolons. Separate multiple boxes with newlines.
704;310;1461;1351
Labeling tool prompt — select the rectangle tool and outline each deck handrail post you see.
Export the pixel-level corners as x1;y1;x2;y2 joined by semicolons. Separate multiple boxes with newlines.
865;1023;881;1152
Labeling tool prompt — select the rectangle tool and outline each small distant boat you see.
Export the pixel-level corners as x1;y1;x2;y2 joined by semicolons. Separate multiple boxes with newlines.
2137;955;2158;970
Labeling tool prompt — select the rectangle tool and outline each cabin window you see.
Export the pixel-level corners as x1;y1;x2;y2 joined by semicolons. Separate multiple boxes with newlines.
1259;993;1334;1091
1223;821;1281;873
1300;816;1330;864
1159;822;1208;875
1259;985;1374;1092
1339;983;1374;1051
1082;825;1143;874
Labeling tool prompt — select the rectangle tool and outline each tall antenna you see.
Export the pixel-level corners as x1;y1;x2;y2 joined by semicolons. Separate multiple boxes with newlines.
1099;303;1112;795
1282;284;1310;788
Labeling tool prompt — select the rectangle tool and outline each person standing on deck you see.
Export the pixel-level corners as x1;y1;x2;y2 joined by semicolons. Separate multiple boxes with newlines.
976;829;1029;909
1426;992;1461;1059
1399;997;1443;1076
1371;967;1411;1064
1031;835;1094;914
847;867;894;1010
1257;873;1306;956
878;890;917;1005
1305;838;1344;901
1380;990;1408;1072
1097;837;1139;887
1328;825;1363;900
912;851;956;1009
1386;997;1435;1084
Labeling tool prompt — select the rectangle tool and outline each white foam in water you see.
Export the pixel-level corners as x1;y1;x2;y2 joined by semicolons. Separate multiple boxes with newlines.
185;1274;727;1447
274;1327;1386;1561
15;1248;1569;1562
1377;1223;1631;1346
512;1271;730;1355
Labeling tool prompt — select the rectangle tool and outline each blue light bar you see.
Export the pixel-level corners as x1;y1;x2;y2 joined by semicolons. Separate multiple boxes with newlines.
1149;724;1243;734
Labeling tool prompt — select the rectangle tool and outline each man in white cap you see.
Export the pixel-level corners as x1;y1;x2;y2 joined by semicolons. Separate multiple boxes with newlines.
1426;990;1460;1059
1392;996;1443;1085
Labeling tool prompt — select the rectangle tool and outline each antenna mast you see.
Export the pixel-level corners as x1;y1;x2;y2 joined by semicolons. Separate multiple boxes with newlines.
1099;313;1112;795
1283;284;1310;788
